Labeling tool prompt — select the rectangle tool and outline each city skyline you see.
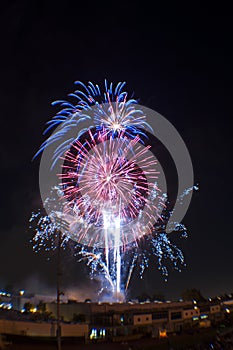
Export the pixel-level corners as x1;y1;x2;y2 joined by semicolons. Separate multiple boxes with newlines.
0;3;232;301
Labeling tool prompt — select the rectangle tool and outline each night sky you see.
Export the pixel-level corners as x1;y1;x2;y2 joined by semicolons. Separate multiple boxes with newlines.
0;2;232;301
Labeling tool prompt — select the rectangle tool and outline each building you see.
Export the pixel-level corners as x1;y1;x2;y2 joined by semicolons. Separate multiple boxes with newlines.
0;294;226;342
44;299;224;341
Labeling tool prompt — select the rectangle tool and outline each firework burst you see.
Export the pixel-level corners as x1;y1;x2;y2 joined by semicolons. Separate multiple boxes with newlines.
34;80;153;165
31;80;195;300
58;129;164;248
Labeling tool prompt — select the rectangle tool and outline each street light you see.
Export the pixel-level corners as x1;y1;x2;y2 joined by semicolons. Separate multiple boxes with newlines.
55;215;70;350
56;229;62;350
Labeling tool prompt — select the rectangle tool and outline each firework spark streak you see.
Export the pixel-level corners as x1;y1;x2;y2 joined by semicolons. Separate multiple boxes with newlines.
31;80;196;300
34;80;153;167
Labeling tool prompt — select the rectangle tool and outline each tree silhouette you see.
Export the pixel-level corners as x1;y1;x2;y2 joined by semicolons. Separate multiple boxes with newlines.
37;301;46;313
23;302;34;313
181;288;206;302
152;293;166;302
136;292;151;302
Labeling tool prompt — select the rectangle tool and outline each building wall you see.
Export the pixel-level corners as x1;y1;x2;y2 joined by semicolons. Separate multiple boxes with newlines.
61;323;89;337
133;314;152;325
46;302;91;322
0;319;89;338
0;319;51;337
210;305;221;314
182;308;200;319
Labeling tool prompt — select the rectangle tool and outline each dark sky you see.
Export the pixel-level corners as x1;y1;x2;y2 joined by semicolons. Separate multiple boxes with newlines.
0;1;232;300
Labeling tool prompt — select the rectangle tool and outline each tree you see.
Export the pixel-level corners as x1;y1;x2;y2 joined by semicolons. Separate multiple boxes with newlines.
181;288;206;302
37;301;46;313
24;302;34;313
136;292;151;302
152;293;166;302
4;284;14;294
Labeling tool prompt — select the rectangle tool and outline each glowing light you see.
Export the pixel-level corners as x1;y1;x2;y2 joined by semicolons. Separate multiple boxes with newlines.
159;329;167;338
114;216;121;229
112;122;121;131
200;314;208;319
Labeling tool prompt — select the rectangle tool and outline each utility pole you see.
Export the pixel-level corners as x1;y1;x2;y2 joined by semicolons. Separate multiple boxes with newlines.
56;230;62;350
